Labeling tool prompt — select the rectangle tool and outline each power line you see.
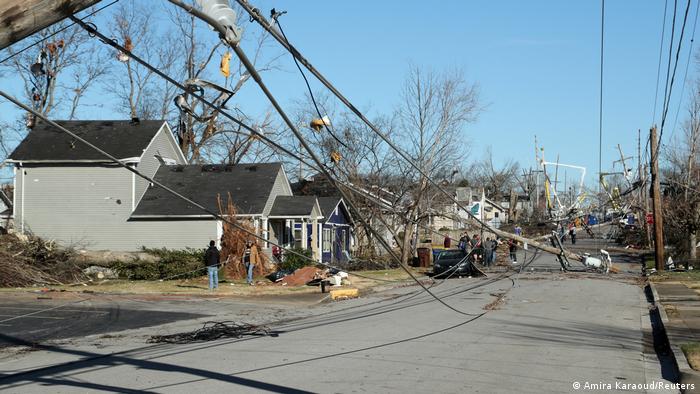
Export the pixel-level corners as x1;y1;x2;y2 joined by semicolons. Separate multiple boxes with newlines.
661;0;679;128
0;0;121;64
236;0;577;262
669;0;700;141
167;0;494;317
658;0;693;150
653;0;671;125
55;14;486;313
273;15;349;151
597;0;605;240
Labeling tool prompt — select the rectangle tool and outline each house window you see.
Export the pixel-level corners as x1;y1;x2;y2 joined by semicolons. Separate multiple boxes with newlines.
323;228;331;252
494;212;499;218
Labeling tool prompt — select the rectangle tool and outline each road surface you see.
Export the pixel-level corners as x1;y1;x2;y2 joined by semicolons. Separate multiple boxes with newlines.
0;253;677;393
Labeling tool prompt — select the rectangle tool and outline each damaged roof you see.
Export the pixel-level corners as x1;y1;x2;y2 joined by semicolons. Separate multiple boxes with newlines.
269;196;320;217
132;163;283;217
8;120;165;162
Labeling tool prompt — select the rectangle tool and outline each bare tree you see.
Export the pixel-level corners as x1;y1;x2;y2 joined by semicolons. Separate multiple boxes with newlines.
0;18;109;156
467;147;520;201
392;65;480;264
106;0;283;164
663;79;700;262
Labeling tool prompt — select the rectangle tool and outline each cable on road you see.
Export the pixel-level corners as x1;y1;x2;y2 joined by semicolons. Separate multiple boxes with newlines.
148;321;277;344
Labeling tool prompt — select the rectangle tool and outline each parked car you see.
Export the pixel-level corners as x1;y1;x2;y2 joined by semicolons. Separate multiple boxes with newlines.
432;249;473;278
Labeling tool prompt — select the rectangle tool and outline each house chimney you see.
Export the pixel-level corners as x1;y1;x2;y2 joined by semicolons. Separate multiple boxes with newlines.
130;117;140;125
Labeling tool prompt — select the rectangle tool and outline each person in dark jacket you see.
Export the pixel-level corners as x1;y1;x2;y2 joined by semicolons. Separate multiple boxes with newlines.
204;240;220;290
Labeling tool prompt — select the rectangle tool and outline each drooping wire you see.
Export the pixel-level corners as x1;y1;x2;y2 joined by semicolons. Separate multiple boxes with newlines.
235;1;570;262
272;13;349;151
0;0;121;64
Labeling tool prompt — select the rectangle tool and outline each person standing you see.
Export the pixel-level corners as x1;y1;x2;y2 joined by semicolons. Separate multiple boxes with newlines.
204;240;220;290
243;240;260;285
483;237;493;267
508;239;518;263
569;224;577;245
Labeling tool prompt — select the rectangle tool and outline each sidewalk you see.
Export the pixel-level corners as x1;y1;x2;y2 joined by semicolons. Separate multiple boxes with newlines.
652;282;700;393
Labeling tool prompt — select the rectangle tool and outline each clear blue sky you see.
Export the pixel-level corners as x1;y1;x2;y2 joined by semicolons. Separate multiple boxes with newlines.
0;0;692;189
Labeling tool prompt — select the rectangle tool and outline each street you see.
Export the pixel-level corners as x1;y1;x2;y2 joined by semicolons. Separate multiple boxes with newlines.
0;249;676;393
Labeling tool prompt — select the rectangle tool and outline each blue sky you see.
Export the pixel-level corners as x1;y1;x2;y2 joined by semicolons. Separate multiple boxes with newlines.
0;0;691;189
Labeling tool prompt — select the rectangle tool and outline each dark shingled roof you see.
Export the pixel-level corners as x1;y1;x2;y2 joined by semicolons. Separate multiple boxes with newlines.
269;196;318;216
317;196;342;221
8;120;165;161
132;163;282;217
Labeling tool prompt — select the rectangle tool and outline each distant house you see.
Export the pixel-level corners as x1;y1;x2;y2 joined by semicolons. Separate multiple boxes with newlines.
8;120;351;263
432;187;506;230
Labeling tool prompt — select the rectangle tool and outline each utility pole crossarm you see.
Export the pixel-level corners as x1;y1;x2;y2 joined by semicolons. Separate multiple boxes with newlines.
0;0;101;50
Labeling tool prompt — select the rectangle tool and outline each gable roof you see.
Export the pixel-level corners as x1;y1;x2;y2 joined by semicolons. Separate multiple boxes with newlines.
269;196;320;217
318;196;341;221
131;163;283;217
8;120;165;162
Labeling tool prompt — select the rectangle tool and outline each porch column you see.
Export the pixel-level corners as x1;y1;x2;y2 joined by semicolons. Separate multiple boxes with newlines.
311;218;319;262
262;217;268;248
301;218;307;251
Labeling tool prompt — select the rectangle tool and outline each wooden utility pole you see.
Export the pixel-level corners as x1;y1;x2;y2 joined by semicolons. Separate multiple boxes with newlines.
0;0;100;50
650;126;664;271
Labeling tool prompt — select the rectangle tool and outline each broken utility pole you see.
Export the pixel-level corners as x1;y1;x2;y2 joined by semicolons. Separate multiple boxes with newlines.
0;0;100;50
650;126;664;271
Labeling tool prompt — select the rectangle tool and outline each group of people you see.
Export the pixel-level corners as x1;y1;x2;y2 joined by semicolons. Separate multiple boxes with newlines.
451;232;507;267
204;239;261;290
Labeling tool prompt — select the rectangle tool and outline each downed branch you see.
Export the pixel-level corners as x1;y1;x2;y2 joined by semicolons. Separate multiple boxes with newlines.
147;321;276;344
0;234;86;287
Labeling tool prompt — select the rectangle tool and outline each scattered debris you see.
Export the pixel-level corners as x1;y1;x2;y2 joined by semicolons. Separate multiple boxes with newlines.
484;292;507;310
147;321;276;344
82;265;118;279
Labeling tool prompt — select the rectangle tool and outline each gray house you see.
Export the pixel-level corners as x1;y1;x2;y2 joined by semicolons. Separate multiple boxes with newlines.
8;120;352;262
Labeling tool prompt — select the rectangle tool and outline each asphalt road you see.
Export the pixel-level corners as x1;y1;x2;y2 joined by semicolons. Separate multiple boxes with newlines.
0;296;206;348
0;258;676;393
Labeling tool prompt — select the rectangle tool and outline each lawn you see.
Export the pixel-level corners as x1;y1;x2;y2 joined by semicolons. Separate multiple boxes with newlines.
0;268;423;297
681;342;700;371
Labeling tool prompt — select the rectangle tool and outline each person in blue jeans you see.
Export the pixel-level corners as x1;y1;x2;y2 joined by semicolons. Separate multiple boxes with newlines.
204;240;220;290
243;240;259;285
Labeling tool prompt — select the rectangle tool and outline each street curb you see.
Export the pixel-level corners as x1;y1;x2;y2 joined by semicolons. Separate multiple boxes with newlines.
650;282;700;393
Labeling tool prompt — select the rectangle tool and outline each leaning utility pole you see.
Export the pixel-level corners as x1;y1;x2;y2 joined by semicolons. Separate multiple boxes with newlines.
650;126;664;271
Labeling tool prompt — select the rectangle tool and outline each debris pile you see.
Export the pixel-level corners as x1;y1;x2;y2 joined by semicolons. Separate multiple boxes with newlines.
148;321;275;344
278;266;322;286
0;233;85;287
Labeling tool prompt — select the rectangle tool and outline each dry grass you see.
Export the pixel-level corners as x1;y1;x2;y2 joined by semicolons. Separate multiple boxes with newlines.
0;269;416;297
681;342;700;371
